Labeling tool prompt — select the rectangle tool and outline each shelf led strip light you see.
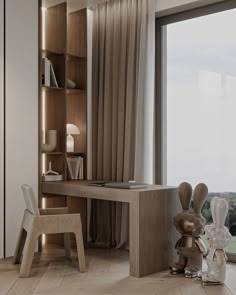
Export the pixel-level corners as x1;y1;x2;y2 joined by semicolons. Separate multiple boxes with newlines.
42;6;47;245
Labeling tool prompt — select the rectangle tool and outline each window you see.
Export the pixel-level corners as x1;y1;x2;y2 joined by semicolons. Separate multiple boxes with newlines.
156;2;236;260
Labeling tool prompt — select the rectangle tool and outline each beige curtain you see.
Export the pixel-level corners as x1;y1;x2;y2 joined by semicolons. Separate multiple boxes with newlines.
90;0;154;248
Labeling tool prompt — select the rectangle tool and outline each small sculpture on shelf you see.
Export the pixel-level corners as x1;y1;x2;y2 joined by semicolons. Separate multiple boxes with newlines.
42;162;63;182
170;182;208;278
199;197;232;285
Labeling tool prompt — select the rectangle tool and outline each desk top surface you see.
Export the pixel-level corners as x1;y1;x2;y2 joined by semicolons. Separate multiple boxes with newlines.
42;181;177;203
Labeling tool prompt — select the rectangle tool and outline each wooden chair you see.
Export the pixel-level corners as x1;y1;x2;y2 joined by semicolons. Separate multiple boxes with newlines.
13;184;86;278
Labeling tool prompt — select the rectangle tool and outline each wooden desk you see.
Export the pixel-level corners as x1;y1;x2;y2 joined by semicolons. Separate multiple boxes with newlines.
42;181;180;278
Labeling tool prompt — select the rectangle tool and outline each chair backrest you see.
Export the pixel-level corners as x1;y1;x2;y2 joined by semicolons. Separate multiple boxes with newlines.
21;184;40;215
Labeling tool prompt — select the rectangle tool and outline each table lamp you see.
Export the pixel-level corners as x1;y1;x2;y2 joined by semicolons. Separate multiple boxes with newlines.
66;123;80;152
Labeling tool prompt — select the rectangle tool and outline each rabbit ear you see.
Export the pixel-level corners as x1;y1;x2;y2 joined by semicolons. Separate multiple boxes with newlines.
210;197;219;224
215;198;229;228
179;182;192;210
193;183;208;213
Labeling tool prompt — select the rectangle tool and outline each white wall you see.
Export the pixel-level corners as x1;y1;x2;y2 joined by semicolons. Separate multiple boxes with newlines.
5;0;38;257
155;0;224;15
0;0;4;259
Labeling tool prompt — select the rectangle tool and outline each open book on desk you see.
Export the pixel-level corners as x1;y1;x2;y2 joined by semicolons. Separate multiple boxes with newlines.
88;182;147;189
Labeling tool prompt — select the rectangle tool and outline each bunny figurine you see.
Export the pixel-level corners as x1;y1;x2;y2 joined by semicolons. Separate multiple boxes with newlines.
200;197;232;285
170;182;208;278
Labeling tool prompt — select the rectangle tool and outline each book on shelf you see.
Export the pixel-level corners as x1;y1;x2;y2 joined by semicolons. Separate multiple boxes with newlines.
88;181;148;189
104;182;147;189
42;174;63;182
67;155;84;180
41;57;59;88
50;62;58;87
42;57;50;86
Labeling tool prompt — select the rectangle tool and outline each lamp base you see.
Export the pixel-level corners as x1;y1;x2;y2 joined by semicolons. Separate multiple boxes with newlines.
67;134;74;152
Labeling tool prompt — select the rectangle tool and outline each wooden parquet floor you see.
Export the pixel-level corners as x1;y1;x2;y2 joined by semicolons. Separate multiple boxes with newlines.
0;245;236;295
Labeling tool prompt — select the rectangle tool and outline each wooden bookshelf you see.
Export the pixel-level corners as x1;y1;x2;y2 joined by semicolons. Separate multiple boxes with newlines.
39;2;88;247
66;8;88;243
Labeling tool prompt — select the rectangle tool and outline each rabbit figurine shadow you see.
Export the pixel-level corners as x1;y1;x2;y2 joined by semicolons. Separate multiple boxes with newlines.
170;182;208;278
199;197;232;285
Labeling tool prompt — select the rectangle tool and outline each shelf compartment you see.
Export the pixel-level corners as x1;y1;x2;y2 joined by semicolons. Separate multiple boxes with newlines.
67;92;87;153
41;53;66;89
67;58;87;90
45;3;66;54
44;91;66;152
43;154;65;177
67;9;87;58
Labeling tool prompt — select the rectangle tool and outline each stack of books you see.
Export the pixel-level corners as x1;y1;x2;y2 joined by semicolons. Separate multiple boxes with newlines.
67;155;84;180
42;174;63;182
42;57;58;87
88;182;147;189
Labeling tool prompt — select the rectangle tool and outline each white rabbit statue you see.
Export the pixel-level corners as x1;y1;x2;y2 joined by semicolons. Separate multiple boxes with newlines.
200;197;232;285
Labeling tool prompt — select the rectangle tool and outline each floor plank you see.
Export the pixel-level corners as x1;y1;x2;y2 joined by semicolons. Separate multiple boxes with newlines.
6;262;48;295
33;262;69;293
0;247;235;295
0;264;19;295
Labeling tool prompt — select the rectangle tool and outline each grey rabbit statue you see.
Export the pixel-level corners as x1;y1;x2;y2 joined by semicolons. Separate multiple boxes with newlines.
170;182;208;278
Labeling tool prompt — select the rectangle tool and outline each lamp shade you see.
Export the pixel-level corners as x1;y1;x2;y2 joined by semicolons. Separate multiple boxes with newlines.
66;123;80;135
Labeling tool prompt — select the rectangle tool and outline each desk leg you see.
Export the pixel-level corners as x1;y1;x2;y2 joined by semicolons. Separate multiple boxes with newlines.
129;188;179;277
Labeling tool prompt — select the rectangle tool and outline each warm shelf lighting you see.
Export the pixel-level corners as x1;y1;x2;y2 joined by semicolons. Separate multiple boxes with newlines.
42;91;46;174
42;198;46;245
42;7;47;50
41;6;47;246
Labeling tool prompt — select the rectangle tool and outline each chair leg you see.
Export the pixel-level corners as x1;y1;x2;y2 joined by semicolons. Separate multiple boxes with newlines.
64;233;71;259
13;228;27;264
19;232;38;278
74;230;86;272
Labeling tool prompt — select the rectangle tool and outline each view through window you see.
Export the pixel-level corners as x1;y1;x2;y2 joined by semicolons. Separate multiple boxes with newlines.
165;8;236;257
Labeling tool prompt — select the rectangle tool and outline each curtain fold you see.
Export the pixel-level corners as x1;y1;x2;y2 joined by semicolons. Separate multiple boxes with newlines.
91;0;154;248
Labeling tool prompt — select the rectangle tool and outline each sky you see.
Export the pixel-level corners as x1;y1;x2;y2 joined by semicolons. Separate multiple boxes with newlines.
166;8;236;192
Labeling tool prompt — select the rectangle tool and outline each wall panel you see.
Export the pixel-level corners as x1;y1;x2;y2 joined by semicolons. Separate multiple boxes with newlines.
0;0;4;259
5;0;38;257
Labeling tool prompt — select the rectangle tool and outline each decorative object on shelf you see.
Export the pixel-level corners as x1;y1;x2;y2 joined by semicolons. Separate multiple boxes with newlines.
42;58;50;86
42;161;63;181
170;182;208;278
42;130;57;152
67;79;77;89
42;58;58;87
50;62;58;87
67;155;84;180
66;124;80;152
199;197;232;285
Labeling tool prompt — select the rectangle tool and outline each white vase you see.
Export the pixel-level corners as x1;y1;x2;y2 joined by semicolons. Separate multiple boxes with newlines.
42;130;57;152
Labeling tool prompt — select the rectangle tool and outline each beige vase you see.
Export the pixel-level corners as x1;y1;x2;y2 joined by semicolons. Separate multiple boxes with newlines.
42;130;57;152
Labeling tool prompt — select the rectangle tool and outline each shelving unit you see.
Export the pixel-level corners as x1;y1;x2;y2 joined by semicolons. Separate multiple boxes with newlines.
66;8;87;244
39;2;88;246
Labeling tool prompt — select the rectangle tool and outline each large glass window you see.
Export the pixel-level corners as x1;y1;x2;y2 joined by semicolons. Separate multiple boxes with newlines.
165;8;236;258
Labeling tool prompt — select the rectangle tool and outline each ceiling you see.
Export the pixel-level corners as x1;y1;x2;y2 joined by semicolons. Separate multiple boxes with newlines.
42;0;109;12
